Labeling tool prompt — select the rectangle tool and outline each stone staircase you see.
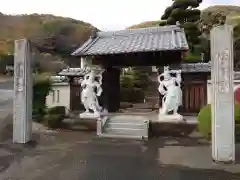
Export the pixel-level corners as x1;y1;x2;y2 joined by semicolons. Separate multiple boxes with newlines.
97;115;149;140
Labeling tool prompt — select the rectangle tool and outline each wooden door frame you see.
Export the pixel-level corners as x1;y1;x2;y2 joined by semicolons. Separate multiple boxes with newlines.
69;77;84;112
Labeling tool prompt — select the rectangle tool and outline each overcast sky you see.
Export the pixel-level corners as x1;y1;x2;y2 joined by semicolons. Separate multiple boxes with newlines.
0;0;239;31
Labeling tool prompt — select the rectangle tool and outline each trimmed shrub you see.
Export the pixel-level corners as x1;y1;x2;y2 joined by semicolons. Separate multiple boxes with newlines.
131;68;149;90
47;106;66;116
44;114;63;129
44;106;66;129
33;107;47;122
120;75;134;88
197;104;240;139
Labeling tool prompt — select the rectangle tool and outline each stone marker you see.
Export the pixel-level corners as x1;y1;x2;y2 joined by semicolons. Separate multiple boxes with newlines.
210;25;235;163
13;39;32;144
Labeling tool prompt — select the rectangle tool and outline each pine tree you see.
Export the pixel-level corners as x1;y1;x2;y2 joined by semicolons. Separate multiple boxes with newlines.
160;0;202;54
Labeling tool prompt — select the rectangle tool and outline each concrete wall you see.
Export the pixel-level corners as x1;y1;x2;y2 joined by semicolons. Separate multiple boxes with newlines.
46;82;70;112
207;80;240;104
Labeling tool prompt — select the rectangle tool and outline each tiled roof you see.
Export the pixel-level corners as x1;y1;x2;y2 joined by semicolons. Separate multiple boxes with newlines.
180;63;211;73
72;25;189;56
180;63;240;78
50;75;69;84
58;68;88;76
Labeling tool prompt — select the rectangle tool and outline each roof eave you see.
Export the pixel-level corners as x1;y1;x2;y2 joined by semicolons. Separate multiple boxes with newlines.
71;25;189;57
76;47;189;57
71;37;99;56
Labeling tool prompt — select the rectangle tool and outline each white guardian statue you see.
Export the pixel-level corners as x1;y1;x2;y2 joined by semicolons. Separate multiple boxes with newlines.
157;66;183;121
80;67;107;118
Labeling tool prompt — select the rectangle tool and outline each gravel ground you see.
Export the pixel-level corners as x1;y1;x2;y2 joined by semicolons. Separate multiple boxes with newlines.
0;129;239;180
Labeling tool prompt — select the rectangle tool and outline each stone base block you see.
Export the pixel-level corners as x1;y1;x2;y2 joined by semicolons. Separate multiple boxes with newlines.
158;113;184;123
79;112;100;119
79;110;108;120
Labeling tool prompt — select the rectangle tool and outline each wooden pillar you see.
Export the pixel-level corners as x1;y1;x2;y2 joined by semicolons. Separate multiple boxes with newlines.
80;57;86;68
102;66;120;112
211;25;235;163
13;39;32;144
69;76;83;111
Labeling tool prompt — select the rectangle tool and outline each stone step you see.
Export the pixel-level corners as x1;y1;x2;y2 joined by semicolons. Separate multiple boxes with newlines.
144;100;158;105
124;108;153;113
107;115;149;124
131;104;153;109
98;133;145;140
126;106;152;110
104;127;146;136
98;115;149;140
124;105;157;110
145;96;159;99
105;122;146;129
145;93;158;97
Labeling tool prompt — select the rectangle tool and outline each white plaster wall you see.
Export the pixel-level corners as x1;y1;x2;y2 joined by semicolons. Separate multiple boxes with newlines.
81;57;92;68
152;66;158;72
207;80;240;104
46;83;70;112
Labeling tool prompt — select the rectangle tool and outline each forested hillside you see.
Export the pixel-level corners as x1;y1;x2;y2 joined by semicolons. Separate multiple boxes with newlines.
0;13;97;72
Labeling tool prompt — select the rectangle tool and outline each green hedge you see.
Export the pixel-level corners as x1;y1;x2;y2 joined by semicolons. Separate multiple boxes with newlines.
33;74;52;122
120;74;145;102
120;75;134;88
183;52;201;62
197;104;240;139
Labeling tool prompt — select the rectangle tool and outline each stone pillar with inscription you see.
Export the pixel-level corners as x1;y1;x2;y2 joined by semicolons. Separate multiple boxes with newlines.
211;25;235;163
13;39;32;144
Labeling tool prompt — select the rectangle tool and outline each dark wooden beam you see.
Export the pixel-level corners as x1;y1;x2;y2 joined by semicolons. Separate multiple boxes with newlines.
90;51;183;67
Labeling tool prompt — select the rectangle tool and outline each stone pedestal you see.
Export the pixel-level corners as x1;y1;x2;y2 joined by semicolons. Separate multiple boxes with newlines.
79;112;100;119
13;39;32;144
79;110;108;120
158;114;183;123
